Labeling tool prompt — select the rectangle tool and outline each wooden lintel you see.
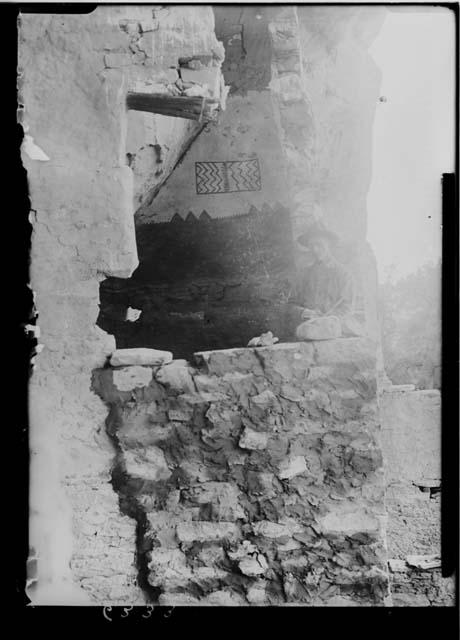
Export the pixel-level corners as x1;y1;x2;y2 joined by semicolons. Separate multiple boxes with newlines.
126;92;219;122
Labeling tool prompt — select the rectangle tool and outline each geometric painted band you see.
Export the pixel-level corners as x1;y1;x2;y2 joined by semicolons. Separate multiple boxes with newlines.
195;158;262;194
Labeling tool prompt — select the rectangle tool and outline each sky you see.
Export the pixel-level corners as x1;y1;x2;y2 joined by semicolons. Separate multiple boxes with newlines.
366;7;455;282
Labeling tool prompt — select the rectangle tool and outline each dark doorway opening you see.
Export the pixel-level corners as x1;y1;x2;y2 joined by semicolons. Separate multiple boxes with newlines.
97;203;297;360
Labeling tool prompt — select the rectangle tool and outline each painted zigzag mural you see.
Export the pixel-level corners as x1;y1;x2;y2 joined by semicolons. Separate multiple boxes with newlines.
195;159;262;194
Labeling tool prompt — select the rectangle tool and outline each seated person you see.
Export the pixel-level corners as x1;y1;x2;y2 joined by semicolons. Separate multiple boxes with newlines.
284;227;360;336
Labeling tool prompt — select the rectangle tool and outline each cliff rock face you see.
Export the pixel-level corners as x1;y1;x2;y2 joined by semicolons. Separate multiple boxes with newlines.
20;5;223;604
94;339;389;606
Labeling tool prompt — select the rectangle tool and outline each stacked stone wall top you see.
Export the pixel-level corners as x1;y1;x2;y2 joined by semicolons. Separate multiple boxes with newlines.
93;338;389;605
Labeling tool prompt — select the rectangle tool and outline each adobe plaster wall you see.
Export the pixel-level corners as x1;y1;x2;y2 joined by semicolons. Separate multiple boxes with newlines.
20;5;223;604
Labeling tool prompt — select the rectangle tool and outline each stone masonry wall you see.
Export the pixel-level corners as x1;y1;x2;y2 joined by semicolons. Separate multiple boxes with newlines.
380;388;455;606
93;338;389;606
20;5;223;604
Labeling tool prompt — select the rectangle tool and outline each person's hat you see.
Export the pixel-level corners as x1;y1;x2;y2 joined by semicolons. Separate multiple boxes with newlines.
296;226;339;248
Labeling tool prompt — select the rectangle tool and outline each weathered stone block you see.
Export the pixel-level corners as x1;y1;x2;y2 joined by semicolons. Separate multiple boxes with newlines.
239;554;269;577
112;366;153;391
110;348;173;367
183;482;245;520
167;409;192;422
252;519;302;540
281;555;310;573
147;510;194;547
178;460;212;483
147;548;192;590
176;521;240;544
406;554;441;570
123;446;171;482
277;539;303;552
194;347;264;376
190;566;229;589
239;427;269;450
196;545;226;565
388;559;407;573
253;342;315;382
247;472;276;497
319;507;381;536
246;580;268;604
205;405;240;430
201;590;247;606
277;455;307;479
155;359;196;393
392;592;431;607
249;389;278;408
192;374;222;394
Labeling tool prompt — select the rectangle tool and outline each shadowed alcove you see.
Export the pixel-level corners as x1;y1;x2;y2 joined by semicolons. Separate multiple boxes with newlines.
97;203;298;359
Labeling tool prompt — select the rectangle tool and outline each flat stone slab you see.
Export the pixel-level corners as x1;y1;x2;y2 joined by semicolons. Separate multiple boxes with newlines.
406;554;441;570
124;446;171;482
277;455;307;479
110;348;173;367
388;559;408;573
319;506;381;535
238;555;269;577
155;359;195;393
239;427;268;451
252;519;302;539
176;521;240;544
